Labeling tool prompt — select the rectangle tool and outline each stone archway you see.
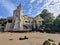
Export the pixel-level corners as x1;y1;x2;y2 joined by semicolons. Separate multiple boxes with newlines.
23;25;28;29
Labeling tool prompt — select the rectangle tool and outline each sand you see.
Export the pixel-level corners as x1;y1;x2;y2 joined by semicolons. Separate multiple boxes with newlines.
0;32;60;45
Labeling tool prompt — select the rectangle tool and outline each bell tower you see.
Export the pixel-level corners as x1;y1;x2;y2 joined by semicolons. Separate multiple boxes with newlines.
13;3;24;31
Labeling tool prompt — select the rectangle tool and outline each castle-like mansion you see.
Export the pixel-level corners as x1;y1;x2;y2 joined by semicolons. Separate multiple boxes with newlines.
4;4;44;32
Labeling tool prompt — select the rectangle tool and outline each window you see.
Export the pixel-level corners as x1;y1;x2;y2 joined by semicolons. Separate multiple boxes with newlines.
25;21;30;23
25;21;28;23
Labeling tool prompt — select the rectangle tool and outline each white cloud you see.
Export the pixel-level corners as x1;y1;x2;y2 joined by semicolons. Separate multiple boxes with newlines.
0;16;6;18
35;0;53;15
29;0;43;17
45;0;60;18
48;4;60;17
41;0;53;9
27;4;33;15
0;0;16;15
0;0;60;18
37;0;43;4
36;0;60;18
30;0;35;3
0;16;3;18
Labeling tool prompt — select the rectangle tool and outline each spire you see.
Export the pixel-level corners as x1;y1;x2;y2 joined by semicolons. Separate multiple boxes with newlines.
19;3;22;7
17;3;22;8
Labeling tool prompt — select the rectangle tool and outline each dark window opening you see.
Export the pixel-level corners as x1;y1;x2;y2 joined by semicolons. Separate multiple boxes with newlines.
8;20;12;23
25;21;28;23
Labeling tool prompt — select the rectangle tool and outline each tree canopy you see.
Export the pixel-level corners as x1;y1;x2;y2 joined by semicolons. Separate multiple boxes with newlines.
54;14;60;29
40;9;54;28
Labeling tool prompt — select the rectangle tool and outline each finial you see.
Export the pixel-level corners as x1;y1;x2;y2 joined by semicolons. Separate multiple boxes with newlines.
19;3;21;7
17;3;22;8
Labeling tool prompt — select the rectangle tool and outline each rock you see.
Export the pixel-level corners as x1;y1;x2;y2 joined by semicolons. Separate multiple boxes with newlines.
9;39;13;41
58;42;60;45
43;40;51;45
19;36;28;40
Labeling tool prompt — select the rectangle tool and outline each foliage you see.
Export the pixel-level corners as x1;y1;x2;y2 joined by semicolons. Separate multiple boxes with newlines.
43;40;51;45
53;14;60;32
0;16;12;26
7;16;12;21
0;24;1;26
48;39;55;42
52;43;56;45
7;16;12;22
54;15;60;27
40;9;54;28
0;18;7;26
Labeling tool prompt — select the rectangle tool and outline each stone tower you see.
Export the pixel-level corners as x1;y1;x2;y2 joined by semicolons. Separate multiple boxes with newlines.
12;4;24;31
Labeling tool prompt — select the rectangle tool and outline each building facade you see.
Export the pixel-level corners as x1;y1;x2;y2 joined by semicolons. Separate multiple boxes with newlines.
4;4;43;32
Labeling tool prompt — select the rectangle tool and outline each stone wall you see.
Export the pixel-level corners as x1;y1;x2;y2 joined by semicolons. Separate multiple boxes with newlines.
4;4;44;32
4;22;12;31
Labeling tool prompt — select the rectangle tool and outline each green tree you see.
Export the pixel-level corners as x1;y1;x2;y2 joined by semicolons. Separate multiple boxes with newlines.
54;14;60;31
40;9;54;28
0;18;7;26
52;43;56;45
7;16;12;22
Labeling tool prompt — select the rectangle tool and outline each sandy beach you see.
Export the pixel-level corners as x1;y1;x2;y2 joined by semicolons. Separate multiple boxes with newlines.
0;32;60;45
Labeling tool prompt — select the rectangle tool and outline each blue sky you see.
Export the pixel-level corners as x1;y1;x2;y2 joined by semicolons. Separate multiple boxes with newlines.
0;0;60;18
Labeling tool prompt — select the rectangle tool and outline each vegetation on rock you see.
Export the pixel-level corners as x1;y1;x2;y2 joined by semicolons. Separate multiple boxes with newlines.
48;39;55;42
43;40;51;45
52;43;56;45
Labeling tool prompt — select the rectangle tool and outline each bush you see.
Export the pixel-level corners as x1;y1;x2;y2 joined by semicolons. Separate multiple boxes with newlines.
0;24;1;26
52;43;56;45
43;40;51;45
48;39;55;42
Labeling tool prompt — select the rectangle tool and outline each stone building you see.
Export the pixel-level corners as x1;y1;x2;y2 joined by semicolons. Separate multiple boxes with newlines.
4;4;43;32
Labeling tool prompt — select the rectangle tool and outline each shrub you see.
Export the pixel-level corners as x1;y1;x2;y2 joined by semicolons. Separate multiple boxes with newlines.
52;43;56;45
0;24;1;26
43;40;51;45
48;39;55;42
